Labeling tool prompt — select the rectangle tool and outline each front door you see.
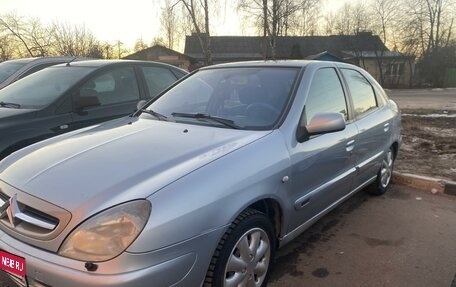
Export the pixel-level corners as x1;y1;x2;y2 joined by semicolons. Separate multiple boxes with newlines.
287;67;357;232
70;66;141;130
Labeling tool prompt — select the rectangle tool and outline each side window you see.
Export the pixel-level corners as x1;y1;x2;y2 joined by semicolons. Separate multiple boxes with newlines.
305;68;348;123
141;66;178;98
341;68;377;117
79;67;139;106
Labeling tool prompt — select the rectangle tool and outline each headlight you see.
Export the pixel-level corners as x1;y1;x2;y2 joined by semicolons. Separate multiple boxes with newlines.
59;200;151;262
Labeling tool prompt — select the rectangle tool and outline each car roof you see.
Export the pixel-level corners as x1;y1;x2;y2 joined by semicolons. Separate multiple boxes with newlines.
60;59;185;69
201;60;359;70
203;60;315;69
1;58;36;64
1;56;85;65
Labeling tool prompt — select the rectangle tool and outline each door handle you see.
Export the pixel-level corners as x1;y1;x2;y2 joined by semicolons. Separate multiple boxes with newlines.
384;123;390;132
51;125;70;132
346;139;355;152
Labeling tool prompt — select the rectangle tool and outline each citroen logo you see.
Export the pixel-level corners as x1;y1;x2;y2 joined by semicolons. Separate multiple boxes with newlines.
0;194;56;230
0;194;19;227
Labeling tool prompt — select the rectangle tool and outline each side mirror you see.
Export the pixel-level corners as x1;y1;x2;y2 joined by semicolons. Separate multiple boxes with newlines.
297;112;346;142
77;96;100;110
136;100;147;111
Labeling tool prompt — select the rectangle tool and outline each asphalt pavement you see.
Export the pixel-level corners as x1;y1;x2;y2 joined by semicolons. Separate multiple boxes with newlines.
268;183;456;287
387;88;456;110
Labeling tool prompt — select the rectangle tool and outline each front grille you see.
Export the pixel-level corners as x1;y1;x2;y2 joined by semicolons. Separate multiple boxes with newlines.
0;181;71;242
5;272;27;287
0;193;59;235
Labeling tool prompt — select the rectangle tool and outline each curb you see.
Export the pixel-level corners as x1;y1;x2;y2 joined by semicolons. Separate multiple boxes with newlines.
393;172;456;196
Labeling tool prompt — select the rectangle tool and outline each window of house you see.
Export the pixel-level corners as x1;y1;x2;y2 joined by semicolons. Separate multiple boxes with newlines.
385;63;405;76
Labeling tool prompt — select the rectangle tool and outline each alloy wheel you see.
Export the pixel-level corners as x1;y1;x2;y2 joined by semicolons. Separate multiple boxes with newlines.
223;228;271;287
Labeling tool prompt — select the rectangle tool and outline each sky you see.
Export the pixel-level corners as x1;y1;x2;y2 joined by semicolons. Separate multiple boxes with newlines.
0;0;350;49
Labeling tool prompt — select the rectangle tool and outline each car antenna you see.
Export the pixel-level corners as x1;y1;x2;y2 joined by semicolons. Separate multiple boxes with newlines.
66;57;77;66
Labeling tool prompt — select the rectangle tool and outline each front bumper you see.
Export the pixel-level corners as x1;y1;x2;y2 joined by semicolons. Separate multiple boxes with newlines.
0;226;224;287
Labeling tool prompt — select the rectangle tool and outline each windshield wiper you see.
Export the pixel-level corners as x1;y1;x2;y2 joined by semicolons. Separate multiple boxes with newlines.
0;101;21;108
171;112;241;129
140;108;169;121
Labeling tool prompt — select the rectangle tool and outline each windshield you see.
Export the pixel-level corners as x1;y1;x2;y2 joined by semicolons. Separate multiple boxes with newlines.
148;67;299;130
0;66;95;108
0;62;27;83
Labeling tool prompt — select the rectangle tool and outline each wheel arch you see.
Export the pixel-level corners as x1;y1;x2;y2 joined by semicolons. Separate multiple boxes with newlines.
391;141;399;160
245;198;284;249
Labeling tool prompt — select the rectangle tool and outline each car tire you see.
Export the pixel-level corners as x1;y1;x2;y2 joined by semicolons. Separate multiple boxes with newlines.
204;208;276;287
367;147;395;196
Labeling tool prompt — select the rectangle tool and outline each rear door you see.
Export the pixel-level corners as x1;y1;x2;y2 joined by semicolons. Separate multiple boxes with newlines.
340;68;393;190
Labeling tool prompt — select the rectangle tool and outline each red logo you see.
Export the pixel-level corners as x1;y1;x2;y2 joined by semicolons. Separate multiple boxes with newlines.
0;250;26;277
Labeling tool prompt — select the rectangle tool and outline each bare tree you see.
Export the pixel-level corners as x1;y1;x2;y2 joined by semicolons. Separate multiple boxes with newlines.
333;2;372;35
400;0;455;56
366;0;402;86
27;17;53;56
152;36;166;46
160;0;182;50
0;13;107;58
133;38;149;52
178;0;213;65
0;13;51;57
50;22;101;57
323;11;337;35
237;0;305;58
114;40;129;59
0;36;14;61
103;42;115;59
398;0;455;86
369;0;401;46
288;0;321;36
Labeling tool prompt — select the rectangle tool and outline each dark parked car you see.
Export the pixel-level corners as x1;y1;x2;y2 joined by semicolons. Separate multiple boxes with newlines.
0;56;84;89
0;59;187;159
0;60;400;286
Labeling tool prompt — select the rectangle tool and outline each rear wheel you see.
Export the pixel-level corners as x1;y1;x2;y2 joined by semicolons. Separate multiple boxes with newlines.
367;147;394;196
204;209;275;287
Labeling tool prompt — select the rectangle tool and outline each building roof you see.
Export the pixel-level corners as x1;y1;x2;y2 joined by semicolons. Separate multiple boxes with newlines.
124;45;195;62
342;50;415;59
305;51;349;62
184;33;389;61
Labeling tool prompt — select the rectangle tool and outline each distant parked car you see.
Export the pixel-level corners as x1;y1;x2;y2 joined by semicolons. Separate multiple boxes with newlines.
0;60;400;287
0;59;187;159
0;56;84;89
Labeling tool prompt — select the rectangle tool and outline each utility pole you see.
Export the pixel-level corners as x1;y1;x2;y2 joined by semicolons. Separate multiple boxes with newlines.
116;40;123;59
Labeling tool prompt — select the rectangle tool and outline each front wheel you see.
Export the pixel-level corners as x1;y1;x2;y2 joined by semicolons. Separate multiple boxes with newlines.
204;209;276;287
367;147;395;196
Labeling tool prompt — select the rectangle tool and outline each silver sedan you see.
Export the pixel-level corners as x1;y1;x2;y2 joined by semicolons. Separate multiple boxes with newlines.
0;60;401;287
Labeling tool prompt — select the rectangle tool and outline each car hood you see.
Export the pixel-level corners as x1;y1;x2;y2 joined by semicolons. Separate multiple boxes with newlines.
0;117;270;214
0;107;36;120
